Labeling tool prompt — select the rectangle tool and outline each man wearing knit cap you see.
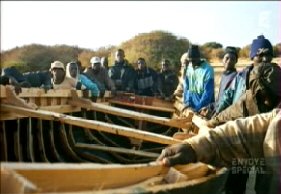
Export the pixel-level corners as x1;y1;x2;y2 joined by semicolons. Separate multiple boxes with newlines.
200;46;238;119
205;37;273;194
228;35;274;105
182;44;215;114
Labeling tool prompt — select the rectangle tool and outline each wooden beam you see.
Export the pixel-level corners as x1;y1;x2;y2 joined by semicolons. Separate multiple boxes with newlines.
75;143;159;158
69;92;191;129
1;162;214;193
1;104;182;145
109;100;175;113
1;162;167;192
0;87;84;98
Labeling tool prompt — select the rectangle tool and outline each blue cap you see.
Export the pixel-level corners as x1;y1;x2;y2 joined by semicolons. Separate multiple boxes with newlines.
250;35;273;59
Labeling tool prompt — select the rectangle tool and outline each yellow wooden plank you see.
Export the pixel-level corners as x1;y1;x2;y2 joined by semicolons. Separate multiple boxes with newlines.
69;98;191;129
1;162;167;192
1;104;182;145
109;100;175;113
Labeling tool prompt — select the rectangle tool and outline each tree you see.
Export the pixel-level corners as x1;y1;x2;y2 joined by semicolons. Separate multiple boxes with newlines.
109;30;190;70
202;42;223;49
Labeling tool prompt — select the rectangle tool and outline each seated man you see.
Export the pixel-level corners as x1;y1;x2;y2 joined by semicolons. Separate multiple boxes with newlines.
157;59;179;101
108;49;136;92
182;44;215;113
134;57;157;96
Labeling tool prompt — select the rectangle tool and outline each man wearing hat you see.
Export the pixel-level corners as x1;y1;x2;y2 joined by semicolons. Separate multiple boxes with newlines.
84;56;116;97
200;46;238;119
230;35;274;104
182;44;215;114
50;60;77;89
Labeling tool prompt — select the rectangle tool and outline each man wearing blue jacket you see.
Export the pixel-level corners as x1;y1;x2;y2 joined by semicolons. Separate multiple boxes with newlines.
182;44;215;113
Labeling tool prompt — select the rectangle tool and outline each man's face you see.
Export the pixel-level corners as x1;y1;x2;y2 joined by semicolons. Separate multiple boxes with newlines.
161;63;169;72
51;68;65;83
137;59;146;70
253;48;272;64
189;57;201;67
222;53;237;71
115;51;125;63
69;63;78;78
92;62;101;71
181;59;189;68
101;58;108;68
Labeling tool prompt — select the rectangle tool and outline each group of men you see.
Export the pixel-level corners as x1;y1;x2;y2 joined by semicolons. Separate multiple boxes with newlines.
158;35;281;194
0;48;180;102
1;35;280;194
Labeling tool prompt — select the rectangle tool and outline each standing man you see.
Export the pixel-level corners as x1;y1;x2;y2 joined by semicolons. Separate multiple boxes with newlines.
108;49;136;93
84;56;116;97
199;46;238;119
134;57;157;96
101;57;109;70
173;52;189;99
182;44;215;114
157;59;179;101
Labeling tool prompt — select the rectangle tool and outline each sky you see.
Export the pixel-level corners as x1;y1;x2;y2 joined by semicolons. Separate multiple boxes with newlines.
1;1;280;52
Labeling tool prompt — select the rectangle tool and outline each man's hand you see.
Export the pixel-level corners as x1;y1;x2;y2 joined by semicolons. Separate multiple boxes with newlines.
199;107;208;117
157;143;197;167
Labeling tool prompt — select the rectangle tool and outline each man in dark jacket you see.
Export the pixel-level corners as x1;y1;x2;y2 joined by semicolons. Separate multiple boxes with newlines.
2;66;31;88
108;49;136;92
23;70;51;89
134;57;157;96
157;59;179;101
207;62;281;128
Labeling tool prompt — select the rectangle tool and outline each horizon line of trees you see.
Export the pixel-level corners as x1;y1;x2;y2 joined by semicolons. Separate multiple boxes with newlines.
1;30;280;72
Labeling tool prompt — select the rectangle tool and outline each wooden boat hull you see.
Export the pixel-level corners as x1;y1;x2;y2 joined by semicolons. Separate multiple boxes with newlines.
1;162;228;194
0;86;189;164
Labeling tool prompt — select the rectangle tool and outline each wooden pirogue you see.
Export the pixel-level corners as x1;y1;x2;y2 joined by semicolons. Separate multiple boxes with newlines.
0;85;195;164
0;86;228;193
1;162;228;194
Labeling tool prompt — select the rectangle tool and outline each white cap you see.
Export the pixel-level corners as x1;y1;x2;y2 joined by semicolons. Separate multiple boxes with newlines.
50;61;65;70
90;56;101;64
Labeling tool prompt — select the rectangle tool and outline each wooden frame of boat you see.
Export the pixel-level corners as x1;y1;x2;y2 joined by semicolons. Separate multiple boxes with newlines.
0;86;225;193
1;85;199;164
1;162;228;194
